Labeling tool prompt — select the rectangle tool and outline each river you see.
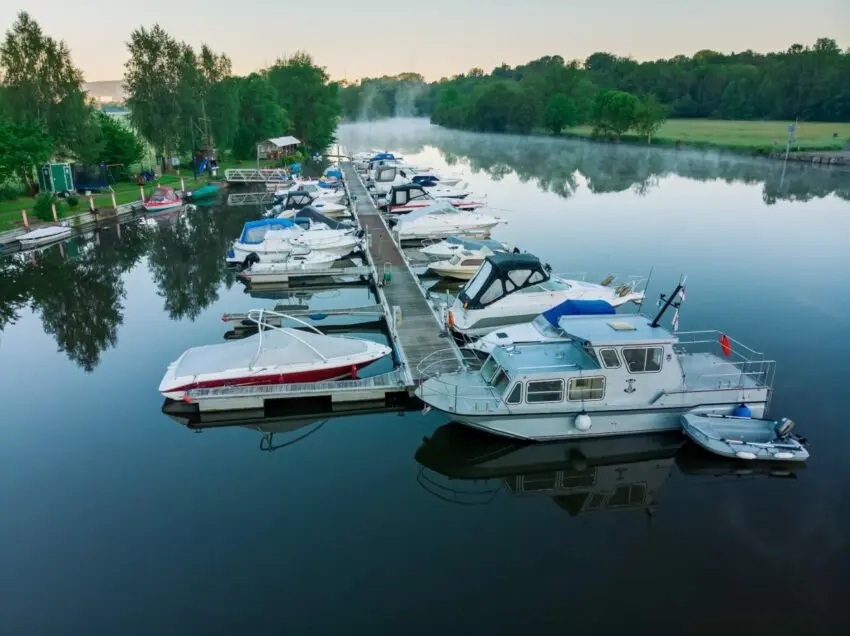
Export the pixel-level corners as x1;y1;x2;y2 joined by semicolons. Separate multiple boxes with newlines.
1;118;848;635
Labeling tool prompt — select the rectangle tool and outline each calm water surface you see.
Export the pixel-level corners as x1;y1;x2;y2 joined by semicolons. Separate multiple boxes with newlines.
2;119;849;635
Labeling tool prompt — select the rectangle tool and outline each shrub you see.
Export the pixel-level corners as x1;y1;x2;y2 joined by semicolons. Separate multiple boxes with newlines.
66;195;79;207
33;193;56;222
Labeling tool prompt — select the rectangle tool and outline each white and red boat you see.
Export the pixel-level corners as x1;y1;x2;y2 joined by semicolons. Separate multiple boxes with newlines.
144;186;183;213
159;310;392;399
381;183;484;215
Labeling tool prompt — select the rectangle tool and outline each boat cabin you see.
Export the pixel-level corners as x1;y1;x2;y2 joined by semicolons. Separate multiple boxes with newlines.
293;206;354;231
275;191;315;211
238;218;295;245
386;183;432;210
458;253;558;310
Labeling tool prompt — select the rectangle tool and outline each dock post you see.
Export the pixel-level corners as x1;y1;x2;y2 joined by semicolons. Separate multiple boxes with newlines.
111;191;117;210
140;185;145;202
21;209;29;230
116;222;122;239
88;194;95;212
180;177;186;192
51;202;58;222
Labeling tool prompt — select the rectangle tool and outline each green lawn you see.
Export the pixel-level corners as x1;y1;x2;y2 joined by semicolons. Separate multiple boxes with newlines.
564;119;850;152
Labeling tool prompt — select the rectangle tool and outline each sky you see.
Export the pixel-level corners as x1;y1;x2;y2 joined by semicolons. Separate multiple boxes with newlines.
2;0;848;82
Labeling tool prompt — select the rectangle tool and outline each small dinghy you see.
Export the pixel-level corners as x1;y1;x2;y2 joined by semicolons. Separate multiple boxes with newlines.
681;412;809;462
159;309;392;399
187;184;220;199
144;186;183;213
18;225;72;248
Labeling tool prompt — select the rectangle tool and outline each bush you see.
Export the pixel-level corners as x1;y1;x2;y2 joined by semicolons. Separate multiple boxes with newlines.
66;195;79;207
33;193;56;222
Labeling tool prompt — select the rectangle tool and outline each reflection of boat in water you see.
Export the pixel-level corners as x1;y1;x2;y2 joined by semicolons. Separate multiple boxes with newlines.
415;422;802;512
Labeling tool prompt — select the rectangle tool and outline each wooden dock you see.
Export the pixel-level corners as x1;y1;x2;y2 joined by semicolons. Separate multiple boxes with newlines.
342;162;457;381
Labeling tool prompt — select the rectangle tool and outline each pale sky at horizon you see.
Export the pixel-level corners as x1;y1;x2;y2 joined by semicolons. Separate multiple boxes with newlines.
3;0;848;82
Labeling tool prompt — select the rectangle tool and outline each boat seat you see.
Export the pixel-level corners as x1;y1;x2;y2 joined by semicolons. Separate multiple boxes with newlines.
775;417;795;439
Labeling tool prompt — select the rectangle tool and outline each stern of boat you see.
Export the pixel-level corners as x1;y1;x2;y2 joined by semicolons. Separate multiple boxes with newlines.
415;348;504;416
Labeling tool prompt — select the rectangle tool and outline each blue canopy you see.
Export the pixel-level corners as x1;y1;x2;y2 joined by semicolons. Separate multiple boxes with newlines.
290;163;302;173
369;152;396;161
325;167;342;179
411;175;439;186
239;218;293;244
445;236;505;251
542;299;615;327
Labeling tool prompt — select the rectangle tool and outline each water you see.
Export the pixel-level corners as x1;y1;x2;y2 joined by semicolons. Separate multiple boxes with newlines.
2;119;849;635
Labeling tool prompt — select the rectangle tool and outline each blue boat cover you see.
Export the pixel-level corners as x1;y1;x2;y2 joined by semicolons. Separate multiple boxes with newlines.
542;299;615;326
239;218;293;244
325;167;342;178
369;152;396;161
444;236;504;251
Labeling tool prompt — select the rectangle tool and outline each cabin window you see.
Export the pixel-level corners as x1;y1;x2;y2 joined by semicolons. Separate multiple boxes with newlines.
506;383;522;404
478;279;505;306
599;348;621;369
622;347;663;373
507;269;533;288
528;271;546;284
463;262;492;300
409;189;428;201
464;258;484;267
395;190;408;205
493;370;511;394
568;377;605;401
526;379;564;403
480;357;499;383
608;484;647;507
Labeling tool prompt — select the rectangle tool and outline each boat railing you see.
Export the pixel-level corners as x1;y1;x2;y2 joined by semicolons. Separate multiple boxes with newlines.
675;330;764;362
674;330;775;390
245;308;334;367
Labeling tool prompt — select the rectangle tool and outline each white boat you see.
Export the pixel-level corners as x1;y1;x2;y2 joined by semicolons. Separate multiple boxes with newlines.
426;250;492;280
420;236;509;260
291;181;346;204
237;252;339;284
681;413;809;462
271;191;349;220
468;299;617;356
446;253;645;342
382;183;484;213
398;167;464;187
159;309;392;400
18;225;72;248
395;201;503;242
226;218;362;265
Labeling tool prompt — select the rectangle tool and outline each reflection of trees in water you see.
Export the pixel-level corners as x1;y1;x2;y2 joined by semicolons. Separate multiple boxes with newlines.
0;259;30;332
337;119;850;204
146;206;253;320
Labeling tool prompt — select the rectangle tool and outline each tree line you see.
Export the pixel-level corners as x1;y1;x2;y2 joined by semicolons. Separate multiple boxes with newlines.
0;12;339;197
339;38;850;136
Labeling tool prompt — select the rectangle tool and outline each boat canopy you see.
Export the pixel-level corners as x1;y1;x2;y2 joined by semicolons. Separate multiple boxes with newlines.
396;201;457;226
458;253;549;310
294;206;354;230
444;236;505;251
388;183;431;207
150;186;177;201
541;299;615;327
369;152;397;161
278;191;315;210
557;314;674;346
239;218;294;244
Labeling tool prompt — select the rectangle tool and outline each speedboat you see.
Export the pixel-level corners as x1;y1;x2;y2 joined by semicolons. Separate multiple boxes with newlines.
426;250;492;280
291;181;346;204
420;236;509;260
159;310;391;399
144;186;183;213
446;253;645;342
291;206;355;232
237;252;339;284
18;225;72;248
381;183;484;214
398;167;464;187
467;299;616;356
226;218;362;265
416;284;778;442
270;191;348;219
395;201;503;242
681;413;809;462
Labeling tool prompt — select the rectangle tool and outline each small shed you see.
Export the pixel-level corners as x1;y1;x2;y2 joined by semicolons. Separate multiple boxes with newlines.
38;163;75;195
257;136;301;159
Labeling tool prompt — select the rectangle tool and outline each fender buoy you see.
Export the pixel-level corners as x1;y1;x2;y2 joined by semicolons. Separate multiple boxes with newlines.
351;365;358;379
574;411;592;431
719;334;732;357
447;310;455;329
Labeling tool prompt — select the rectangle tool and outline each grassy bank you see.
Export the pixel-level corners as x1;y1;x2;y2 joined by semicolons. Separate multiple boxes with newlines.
561;119;850;153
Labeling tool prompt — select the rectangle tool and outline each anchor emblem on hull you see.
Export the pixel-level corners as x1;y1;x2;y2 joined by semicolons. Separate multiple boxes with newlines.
624;379;636;394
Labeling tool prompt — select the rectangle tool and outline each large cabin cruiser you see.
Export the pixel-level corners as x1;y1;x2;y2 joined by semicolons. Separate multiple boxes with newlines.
226;218;361;264
417;302;775;441
394;201;503;241
382;183;484;214
447;253;645;342
160;310;391;400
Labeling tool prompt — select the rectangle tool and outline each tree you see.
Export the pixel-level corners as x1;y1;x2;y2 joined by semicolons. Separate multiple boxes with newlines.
0;117;52;193
590;90;640;139
632;95;667;143
124;25;182;172
469;83;515;133
95;111;143;170
544;94;577;134
232;73;288;159
207;76;240;152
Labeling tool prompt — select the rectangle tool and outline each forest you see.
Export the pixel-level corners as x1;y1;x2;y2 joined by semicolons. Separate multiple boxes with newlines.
340;39;850;138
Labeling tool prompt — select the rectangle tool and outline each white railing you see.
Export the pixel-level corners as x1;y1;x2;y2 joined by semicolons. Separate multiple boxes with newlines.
674;330;776;390
225;168;291;183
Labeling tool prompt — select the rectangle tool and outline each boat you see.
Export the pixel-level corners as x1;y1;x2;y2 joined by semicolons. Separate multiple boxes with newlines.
144;186;183;213
420;236;509;260
159;309;392;400
681;412;809;462
381;183;484;214
426;249;492;280
17;225;72;248
446;253;645;342
291;181;346;204
416;283;776;441
237;251;339;284
398;167;463;187
186;184;220;199
270;191;349;220
225;218;362;265
291;206;355;232
394;201;504;242
467;299;616;357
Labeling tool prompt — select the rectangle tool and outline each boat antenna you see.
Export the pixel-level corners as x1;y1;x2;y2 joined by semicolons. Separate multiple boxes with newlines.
650;275;685;328
638;266;654;316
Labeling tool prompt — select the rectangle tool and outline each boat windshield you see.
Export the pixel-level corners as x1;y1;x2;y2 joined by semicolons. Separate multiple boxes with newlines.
532;314;562;337
480;356;499;383
491;368;511;394
518;279;573;294
449;254;462;265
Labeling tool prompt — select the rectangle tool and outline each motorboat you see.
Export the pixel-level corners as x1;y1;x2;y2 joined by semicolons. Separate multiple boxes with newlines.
237;252;339;284
398;167;463;187
144;186;183;213
467;299;616;357
395;201;503;242
17;225;72;248
291;181;346;204
681;413;809;462
270;191;348;220
291;206;355;232
186;184;220;200
420;236;509;260
381;183;484;214
426;250;492;280
446;253;645;342
416;284;777;442
226;218;362;265
159;309;392;399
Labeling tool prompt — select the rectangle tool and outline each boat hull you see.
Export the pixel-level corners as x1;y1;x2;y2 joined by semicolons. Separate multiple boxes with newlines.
144;201;183;213
18;227;72;248
426;264;477;280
